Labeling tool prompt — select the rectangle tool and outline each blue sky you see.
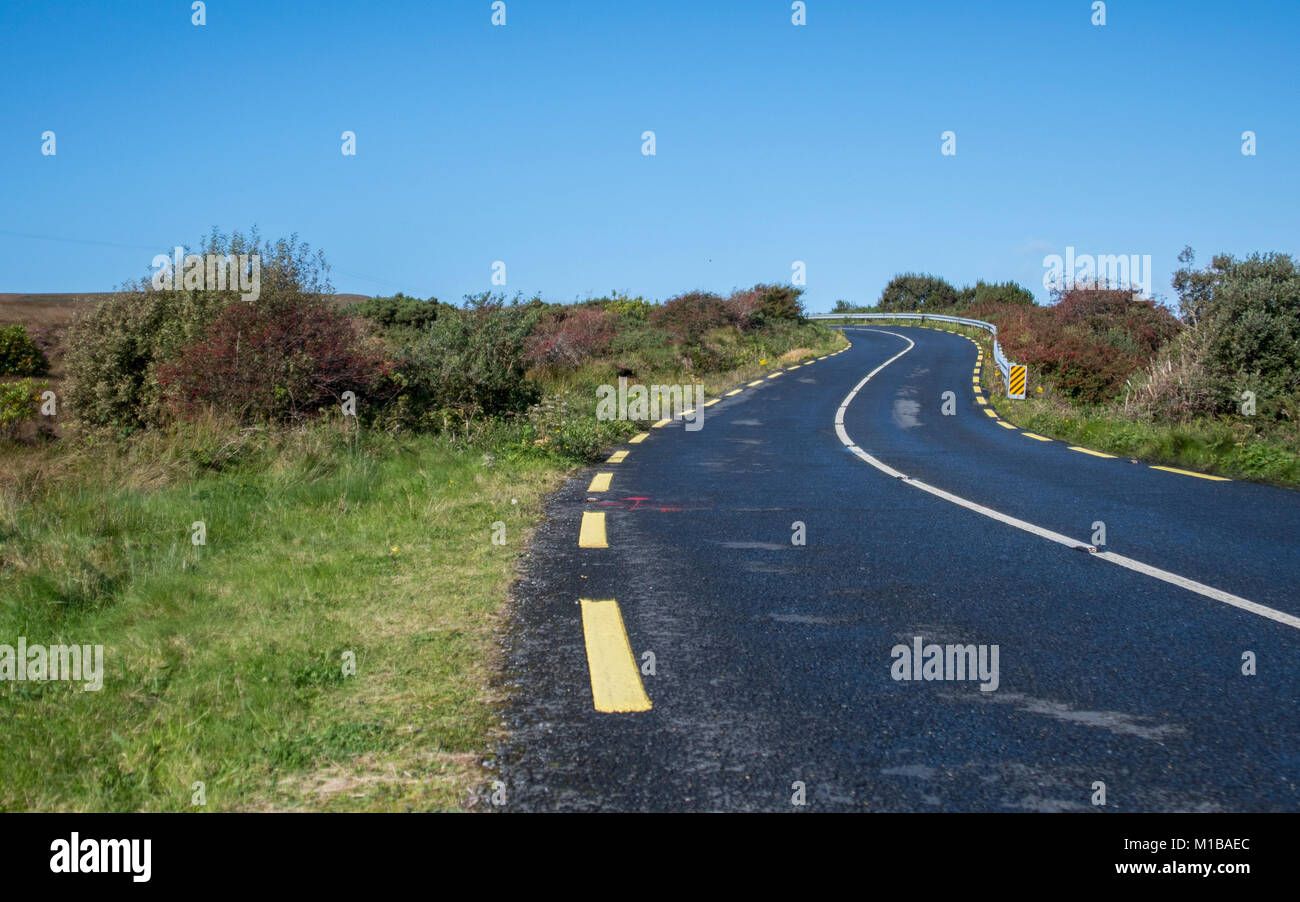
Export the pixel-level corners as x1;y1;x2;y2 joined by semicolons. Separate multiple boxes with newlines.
1;0;1296;311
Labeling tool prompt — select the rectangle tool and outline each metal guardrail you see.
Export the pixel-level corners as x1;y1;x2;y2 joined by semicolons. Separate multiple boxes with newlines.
807;312;1025;399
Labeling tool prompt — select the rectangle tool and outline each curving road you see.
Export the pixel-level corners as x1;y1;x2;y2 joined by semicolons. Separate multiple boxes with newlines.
497;326;1300;812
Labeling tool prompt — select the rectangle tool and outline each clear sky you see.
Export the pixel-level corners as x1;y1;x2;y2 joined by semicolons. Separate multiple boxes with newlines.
1;0;1296;311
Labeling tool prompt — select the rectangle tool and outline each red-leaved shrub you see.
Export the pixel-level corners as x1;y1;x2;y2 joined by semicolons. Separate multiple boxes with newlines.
156;297;392;422
971;289;1181;403
524;306;616;371
650;292;732;343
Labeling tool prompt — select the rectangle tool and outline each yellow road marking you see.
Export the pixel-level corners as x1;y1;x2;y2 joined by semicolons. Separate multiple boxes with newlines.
818;355;828;360
997;421;1016;429
1022;432;1052;441
747;380;764;387
628;433;649;443
651;419;671;428
1151;465;1231;482
725;388;743;396
587;472;612;492
767;372;782;379
680;409;695;417
976;396;987;405
1069;446;1116;458
704;398;721;407
607;450;628;463
580;599;652;713
983;408;998;418
973;386;982;395
787;365;801;370
578;511;608;548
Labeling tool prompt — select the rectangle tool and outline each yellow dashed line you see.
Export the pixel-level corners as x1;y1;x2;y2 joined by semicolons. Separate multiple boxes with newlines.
767;372;782;379
704;398;721;407
997;421;1017;430
725;389;743;397
651;419;671;428
976;396;988;405
973;386;982;395
628;433;649;444
607;450;628;463
1022;432;1052;442
587;472;612;492
578;511;608;548
747;380;764;387
983;408;999;418
1069;446;1116;459
680;409;695;417
1150;465;1231;482
580;599;652;713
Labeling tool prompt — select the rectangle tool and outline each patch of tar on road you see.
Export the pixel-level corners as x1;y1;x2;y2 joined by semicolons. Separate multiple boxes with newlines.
767;613;839;624
949;690;1185;741
882;764;937;779
892;399;921;429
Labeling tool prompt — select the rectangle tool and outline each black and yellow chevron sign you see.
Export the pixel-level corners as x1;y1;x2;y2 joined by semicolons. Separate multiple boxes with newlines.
1008;365;1027;399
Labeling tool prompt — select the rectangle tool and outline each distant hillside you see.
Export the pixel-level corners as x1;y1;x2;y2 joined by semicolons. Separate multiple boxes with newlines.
0;292;371;328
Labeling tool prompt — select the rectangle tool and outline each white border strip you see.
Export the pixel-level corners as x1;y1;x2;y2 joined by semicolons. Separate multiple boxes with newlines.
835;329;1300;632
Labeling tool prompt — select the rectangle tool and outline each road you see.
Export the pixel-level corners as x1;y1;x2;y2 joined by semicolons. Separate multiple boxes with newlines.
496;326;1300;812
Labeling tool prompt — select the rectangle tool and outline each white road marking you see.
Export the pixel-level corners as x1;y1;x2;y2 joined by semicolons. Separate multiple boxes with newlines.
833;328;1300;632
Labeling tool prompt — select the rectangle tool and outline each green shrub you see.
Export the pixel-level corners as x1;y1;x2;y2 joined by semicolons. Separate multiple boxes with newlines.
0;325;50;376
0;379;43;439
967;280;1036;308
1171;248;1300;420
347;293;446;330
596;293;654;321
392;301;541;428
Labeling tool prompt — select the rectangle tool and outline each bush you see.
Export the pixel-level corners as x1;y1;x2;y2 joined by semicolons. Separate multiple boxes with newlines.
976;288;1181;404
393;302;541;428
596;293;654;321
347;293;445;330
0;325;50;376
725;284;805;330
63;288;227;428
524;306;617;371
1168;249;1300;420
650;291;732;343
64;229;333;428
156;296;392;424
0;379;43;440
878;273;958;311
967;280;1036;308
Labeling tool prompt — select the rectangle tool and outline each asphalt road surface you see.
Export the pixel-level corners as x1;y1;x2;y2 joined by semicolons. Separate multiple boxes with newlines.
496;326;1300;812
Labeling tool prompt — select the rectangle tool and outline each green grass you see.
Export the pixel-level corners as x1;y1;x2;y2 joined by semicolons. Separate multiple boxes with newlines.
830;317;1300;488
0;423;564;811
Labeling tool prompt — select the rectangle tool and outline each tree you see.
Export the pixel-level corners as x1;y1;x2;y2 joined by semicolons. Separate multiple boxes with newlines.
877;273;958;311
